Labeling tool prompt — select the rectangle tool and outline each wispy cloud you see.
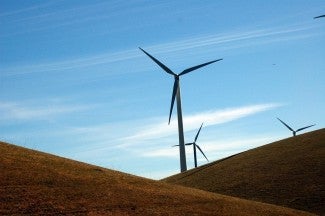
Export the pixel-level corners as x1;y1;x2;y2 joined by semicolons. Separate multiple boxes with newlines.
121;103;282;146
1;49;140;76
144;23;317;54
140;136;279;158
0;1;61;17
0;102;283;179
35;103;282;155
136;134;283;180
142;148;179;158
1;22;320;77
0;100;92;121
0;1;168;37
139;169;179;180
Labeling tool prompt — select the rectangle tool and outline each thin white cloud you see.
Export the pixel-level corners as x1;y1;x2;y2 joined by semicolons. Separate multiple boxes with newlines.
1;49;140;76
140;136;278;158
203;137;277;152
0;1;61;17
33;103;283;156
1;22;320;77
1;1;168;37
150;23;319;55
142;148;178;158
140;169;179;180
121;103;282;146
0;101;91;121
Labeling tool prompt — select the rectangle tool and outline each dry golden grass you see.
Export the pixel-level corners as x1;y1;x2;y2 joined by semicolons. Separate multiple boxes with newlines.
0;141;315;215
163;129;325;215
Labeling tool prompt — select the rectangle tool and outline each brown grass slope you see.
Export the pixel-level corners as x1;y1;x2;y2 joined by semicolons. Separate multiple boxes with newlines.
163;129;325;215
0;142;315;216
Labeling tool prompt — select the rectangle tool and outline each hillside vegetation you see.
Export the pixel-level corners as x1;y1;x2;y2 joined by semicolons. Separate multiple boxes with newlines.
163;129;325;215
0;141;315;215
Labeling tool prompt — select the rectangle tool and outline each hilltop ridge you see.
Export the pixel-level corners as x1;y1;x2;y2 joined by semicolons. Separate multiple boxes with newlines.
0;140;315;215
163;129;325;215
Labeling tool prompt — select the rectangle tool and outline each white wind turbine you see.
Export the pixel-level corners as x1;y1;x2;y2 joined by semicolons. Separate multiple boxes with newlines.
140;47;222;172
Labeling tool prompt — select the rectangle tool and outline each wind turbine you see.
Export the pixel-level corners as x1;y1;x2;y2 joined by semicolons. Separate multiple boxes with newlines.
185;123;209;168
277;118;315;137
173;123;208;168
314;15;325;19
139;47;222;172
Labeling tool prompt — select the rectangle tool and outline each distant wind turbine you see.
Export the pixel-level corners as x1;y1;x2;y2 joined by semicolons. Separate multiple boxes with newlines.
185;123;209;168
173;123;208;168
139;47;222;172
314;15;325;19
277;118;315;137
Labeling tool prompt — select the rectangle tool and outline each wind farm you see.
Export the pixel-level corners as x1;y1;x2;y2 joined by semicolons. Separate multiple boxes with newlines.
1;1;324;215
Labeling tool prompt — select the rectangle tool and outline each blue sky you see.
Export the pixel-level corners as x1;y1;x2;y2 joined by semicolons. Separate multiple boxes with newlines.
0;0;324;179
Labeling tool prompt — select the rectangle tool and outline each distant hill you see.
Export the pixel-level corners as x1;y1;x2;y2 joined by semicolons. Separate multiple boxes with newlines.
163;129;325;215
0;141;314;215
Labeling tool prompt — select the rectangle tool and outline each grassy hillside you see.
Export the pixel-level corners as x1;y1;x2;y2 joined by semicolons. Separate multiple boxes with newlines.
163;129;325;215
0;141;315;215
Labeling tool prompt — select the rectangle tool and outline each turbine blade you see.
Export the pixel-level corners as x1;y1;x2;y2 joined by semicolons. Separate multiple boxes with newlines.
277;118;294;132
296;124;315;132
172;145;179;147
185;143;193;146
194;123;204;142
196;144;209;162
314;15;325;19
168;79;178;124
139;47;176;76
178;59;222;76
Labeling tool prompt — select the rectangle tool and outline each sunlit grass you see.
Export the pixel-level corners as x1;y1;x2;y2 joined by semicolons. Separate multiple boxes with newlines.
163;129;324;215
0;139;317;215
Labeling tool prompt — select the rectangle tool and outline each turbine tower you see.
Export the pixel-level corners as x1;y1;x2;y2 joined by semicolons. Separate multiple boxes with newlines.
139;47;222;172
184;123;209;168
277;118;315;137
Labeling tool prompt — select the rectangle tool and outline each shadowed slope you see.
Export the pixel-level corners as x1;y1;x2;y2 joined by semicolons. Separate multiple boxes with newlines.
0;141;314;215
163;129;325;215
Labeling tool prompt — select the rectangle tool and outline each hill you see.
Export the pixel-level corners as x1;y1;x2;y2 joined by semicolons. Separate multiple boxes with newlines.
163;129;325;215
0;141;315;215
